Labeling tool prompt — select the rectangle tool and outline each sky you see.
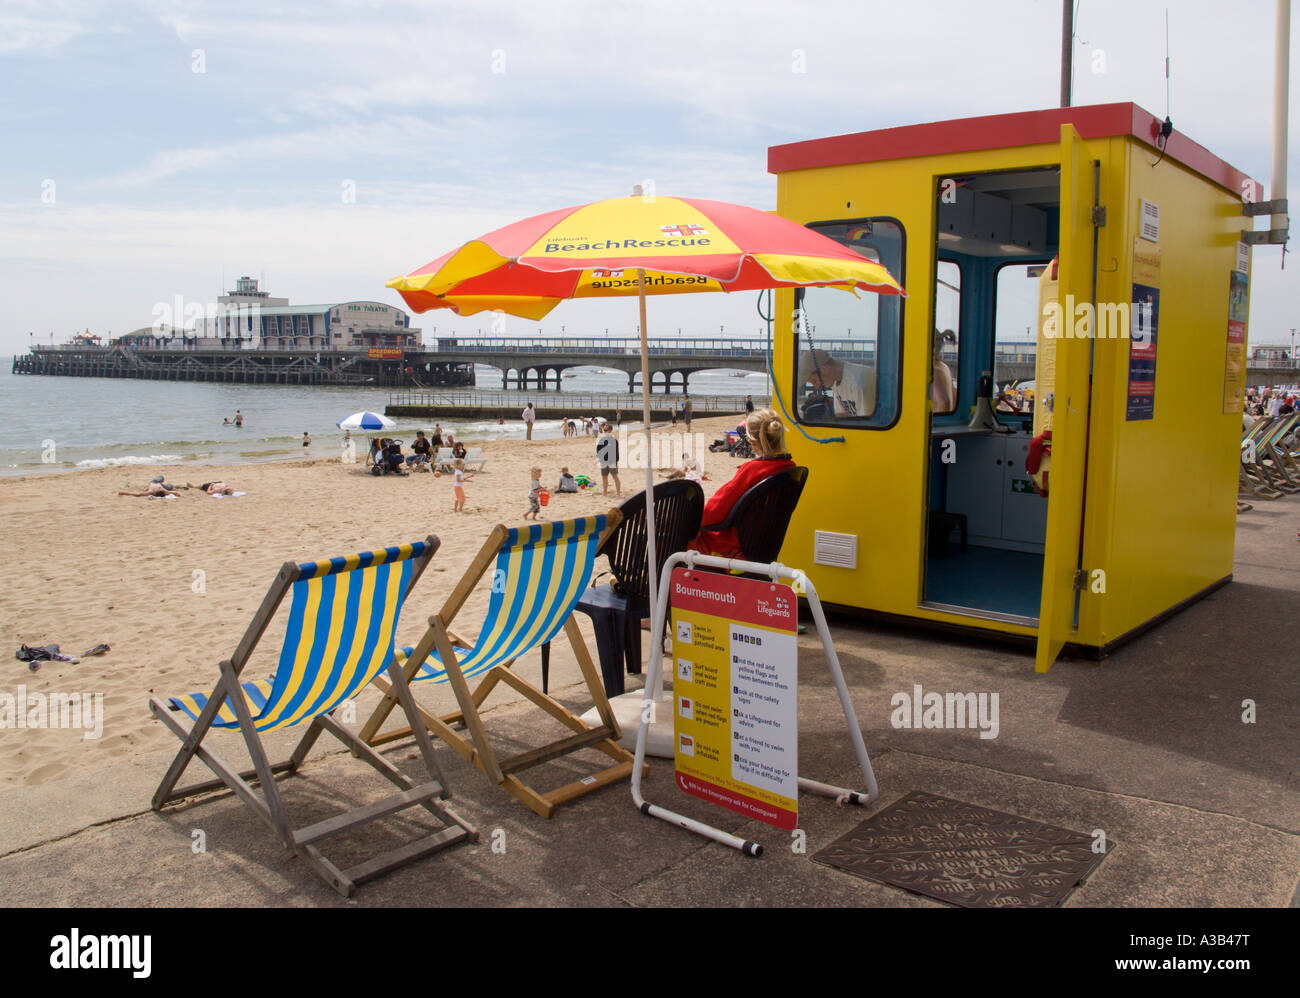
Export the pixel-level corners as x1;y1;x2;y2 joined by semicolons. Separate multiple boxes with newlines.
1;0;1296;355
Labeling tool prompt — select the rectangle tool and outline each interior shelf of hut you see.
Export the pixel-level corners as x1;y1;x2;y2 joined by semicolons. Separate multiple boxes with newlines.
923;167;1060;622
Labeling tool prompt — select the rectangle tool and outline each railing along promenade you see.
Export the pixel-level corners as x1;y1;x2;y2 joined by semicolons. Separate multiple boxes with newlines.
387;388;770;415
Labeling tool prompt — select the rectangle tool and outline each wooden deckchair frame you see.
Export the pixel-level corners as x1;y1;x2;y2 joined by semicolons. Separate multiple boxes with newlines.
148;535;477;898
359;514;646;819
1261;413;1300;482
1240;417;1287;498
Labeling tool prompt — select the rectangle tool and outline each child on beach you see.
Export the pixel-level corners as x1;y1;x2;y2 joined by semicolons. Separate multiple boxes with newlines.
524;466;543;519
452;458;471;512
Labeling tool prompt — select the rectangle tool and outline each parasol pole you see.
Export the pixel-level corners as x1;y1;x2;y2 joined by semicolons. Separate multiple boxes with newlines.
636;268;663;706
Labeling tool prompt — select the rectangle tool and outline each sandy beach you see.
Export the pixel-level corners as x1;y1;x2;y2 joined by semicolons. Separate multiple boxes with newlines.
0;414;746;790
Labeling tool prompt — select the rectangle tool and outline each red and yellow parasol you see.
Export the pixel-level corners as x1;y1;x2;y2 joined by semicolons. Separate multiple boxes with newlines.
387;195;903;317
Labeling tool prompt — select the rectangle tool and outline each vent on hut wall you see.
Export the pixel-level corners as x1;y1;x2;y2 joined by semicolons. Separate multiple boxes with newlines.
814;531;858;569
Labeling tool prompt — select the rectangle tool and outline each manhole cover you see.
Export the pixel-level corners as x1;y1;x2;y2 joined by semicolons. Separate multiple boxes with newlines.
813;791;1110;908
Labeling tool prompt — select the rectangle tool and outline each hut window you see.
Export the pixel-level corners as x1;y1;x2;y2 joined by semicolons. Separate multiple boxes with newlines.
794;217;905;429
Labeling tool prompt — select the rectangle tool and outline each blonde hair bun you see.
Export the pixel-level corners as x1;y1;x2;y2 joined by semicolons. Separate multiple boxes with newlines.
745;407;787;456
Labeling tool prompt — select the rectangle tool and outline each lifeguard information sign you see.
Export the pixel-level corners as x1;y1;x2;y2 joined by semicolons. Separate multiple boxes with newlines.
670;568;799;829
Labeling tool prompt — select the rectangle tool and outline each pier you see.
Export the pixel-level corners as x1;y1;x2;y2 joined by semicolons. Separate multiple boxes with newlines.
14;337;1299;389
11;344;473;387
425;336;771;391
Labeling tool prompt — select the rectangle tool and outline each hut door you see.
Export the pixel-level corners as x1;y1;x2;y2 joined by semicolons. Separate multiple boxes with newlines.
1035;125;1095;673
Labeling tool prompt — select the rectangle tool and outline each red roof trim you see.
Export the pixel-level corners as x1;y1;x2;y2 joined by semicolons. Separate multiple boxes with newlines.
767;102;1255;195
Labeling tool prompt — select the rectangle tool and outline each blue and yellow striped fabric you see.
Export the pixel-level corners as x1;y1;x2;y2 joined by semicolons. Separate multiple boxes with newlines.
400;516;606;684
169;541;428;731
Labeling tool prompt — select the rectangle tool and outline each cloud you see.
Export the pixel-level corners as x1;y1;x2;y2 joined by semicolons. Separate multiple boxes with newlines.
0;0;96;55
90;116;461;189
289;75;489;118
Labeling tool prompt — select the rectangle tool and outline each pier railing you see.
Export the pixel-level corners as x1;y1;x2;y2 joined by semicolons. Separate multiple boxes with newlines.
388;389;770;413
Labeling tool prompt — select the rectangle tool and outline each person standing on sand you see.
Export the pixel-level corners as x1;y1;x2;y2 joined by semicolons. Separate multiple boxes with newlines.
745;395;755;414
522;402;536;440
524;466;544;519
596;422;621;496
452;458;471;512
683;394;692;430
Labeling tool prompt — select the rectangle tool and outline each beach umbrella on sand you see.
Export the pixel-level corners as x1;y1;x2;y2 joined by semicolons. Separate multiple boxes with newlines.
387;193;905;731
336;410;395;431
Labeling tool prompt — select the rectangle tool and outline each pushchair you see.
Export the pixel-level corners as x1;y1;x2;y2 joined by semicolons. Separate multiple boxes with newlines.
707;431;753;459
369;438;409;476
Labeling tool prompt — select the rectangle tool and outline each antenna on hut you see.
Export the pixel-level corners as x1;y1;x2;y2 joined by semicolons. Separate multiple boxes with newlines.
1150;8;1175;167
1170;8;1180;120
1059;0;1073;107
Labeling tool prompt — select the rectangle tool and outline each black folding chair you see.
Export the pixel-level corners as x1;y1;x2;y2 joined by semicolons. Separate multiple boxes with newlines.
540;479;704;696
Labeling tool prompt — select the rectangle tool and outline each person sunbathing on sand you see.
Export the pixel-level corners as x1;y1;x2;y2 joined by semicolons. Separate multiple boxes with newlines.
119;482;181;498
182;481;234;495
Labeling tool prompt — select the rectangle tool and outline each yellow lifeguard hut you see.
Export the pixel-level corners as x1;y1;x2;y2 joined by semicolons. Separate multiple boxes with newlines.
767;103;1259;671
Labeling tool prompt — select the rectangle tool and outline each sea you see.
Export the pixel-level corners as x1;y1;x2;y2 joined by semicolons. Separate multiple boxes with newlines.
0;362;771;477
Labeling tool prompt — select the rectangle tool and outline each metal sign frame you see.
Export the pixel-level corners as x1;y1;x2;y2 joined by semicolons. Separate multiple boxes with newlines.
630;550;878;855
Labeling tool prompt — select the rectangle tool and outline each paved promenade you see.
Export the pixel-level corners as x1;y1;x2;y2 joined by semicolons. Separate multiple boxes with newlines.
3;496;1296;908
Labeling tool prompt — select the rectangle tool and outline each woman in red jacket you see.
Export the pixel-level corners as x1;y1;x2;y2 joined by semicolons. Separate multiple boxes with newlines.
688;408;794;559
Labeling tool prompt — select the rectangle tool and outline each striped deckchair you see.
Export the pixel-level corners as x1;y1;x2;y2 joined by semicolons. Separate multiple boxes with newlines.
149;536;476;898
1261;412;1300;484
1241;418;1284;499
360;513;644;818
1244;416;1300;494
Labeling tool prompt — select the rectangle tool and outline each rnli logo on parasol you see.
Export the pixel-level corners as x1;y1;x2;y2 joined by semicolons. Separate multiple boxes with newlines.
543;234;712;253
592;269;624;278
